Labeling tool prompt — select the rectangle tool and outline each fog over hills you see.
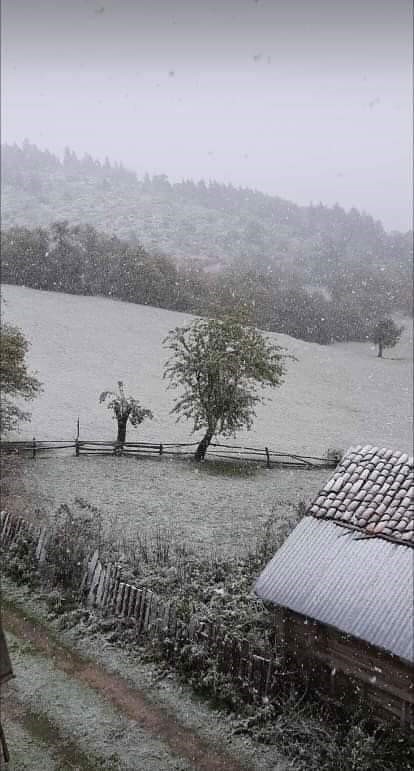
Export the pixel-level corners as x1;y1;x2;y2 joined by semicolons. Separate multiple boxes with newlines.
1;141;412;348
1;141;412;275
2;1;412;233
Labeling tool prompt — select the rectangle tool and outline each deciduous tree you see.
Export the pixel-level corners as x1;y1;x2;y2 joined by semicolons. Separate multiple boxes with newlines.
371;318;404;358
0;322;42;434
163;315;292;461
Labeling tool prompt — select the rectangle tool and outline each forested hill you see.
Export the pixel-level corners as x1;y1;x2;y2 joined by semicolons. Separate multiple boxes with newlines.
2;141;412;282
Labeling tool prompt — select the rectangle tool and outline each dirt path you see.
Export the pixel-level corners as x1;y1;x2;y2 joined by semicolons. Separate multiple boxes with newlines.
2;606;252;770
4;695;110;770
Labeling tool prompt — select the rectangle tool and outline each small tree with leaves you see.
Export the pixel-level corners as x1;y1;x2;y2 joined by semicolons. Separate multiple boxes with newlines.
0;322;42;434
99;381;153;444
163;315;292;461
371;318;404;358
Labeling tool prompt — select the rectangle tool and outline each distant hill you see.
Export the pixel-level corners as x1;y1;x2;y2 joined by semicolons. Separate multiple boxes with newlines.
2;141;412;339
1;140;412;280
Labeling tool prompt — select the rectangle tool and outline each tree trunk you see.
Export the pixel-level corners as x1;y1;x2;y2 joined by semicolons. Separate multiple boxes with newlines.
117;418;128;444
195;428;214;461
377;339;383;358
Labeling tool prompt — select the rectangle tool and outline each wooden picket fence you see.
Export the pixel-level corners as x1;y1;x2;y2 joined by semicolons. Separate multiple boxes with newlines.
0;510;287;703
0;438;338;469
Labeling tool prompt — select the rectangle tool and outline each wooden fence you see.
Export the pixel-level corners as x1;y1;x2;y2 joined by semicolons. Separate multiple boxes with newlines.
4;510;409;728
0;510;287;704
0;438;339;469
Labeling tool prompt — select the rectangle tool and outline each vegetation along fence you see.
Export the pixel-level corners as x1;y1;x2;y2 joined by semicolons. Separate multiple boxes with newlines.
0;439;339;469
1;510;290;705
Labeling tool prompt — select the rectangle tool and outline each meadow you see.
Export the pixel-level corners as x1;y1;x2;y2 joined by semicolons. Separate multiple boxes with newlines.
2;284;412;554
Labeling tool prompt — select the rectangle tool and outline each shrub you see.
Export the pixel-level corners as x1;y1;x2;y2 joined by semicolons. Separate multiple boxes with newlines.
1;528;38;585
41;499;103;598
233;696;414;770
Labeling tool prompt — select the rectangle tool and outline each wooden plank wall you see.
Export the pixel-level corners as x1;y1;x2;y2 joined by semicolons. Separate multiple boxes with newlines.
276;607;414;729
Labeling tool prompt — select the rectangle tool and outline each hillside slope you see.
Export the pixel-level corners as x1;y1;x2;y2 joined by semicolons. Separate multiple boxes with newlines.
2;284;412;455
2;142;412;284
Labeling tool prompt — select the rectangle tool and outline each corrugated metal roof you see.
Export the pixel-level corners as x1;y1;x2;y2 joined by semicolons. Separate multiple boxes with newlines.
308;445;413;545
255;517;414;663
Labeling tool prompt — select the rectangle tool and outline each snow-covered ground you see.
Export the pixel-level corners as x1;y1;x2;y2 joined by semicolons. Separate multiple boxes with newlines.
13;454;328;555
3;284;413;454
2;285;412;554
3;579;291;771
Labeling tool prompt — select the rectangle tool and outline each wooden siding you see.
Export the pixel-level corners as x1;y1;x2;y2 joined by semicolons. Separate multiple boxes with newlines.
274;607;414;729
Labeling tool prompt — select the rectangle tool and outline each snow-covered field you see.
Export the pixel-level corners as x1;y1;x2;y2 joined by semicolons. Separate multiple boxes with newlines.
14;454;328;555
2;285;412;554
3;284;413;453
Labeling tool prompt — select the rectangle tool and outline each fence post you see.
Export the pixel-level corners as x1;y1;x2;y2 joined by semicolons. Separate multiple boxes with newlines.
327;448;343;467
159;443;163;456
265;447;271;469
75;440;80;457
32;437;36;459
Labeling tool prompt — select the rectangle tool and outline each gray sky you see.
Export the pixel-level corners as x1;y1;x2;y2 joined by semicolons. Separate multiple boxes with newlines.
1;0;412;231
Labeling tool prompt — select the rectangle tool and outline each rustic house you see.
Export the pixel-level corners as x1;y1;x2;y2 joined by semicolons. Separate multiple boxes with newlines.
255;444;414;728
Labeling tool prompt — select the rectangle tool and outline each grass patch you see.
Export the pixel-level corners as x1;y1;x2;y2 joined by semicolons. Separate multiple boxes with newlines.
5;635;39;658
14;703;120;770
231;696;414;771
39;498;105;605
199;458;262;478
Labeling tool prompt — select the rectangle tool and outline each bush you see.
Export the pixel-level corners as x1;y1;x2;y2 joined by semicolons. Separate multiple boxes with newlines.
1;528;38;585
40;499;103;597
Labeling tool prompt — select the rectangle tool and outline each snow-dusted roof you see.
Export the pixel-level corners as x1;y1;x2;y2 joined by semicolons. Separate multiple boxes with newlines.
255;445;414;662
255;517;414;662
308;445;413;546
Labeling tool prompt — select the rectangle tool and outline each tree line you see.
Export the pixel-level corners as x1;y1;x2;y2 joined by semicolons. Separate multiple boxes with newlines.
2;142;412;318
1;222;407;346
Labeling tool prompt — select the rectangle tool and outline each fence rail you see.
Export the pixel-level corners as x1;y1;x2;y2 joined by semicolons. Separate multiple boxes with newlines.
0;438;338;469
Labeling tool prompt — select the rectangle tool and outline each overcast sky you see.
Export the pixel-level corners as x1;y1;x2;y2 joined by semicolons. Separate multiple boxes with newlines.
1;0;412;231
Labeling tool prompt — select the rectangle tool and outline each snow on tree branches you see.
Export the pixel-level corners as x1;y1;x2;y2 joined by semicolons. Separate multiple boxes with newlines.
371;318;404;358
163;316;294;461
99;381;153;444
